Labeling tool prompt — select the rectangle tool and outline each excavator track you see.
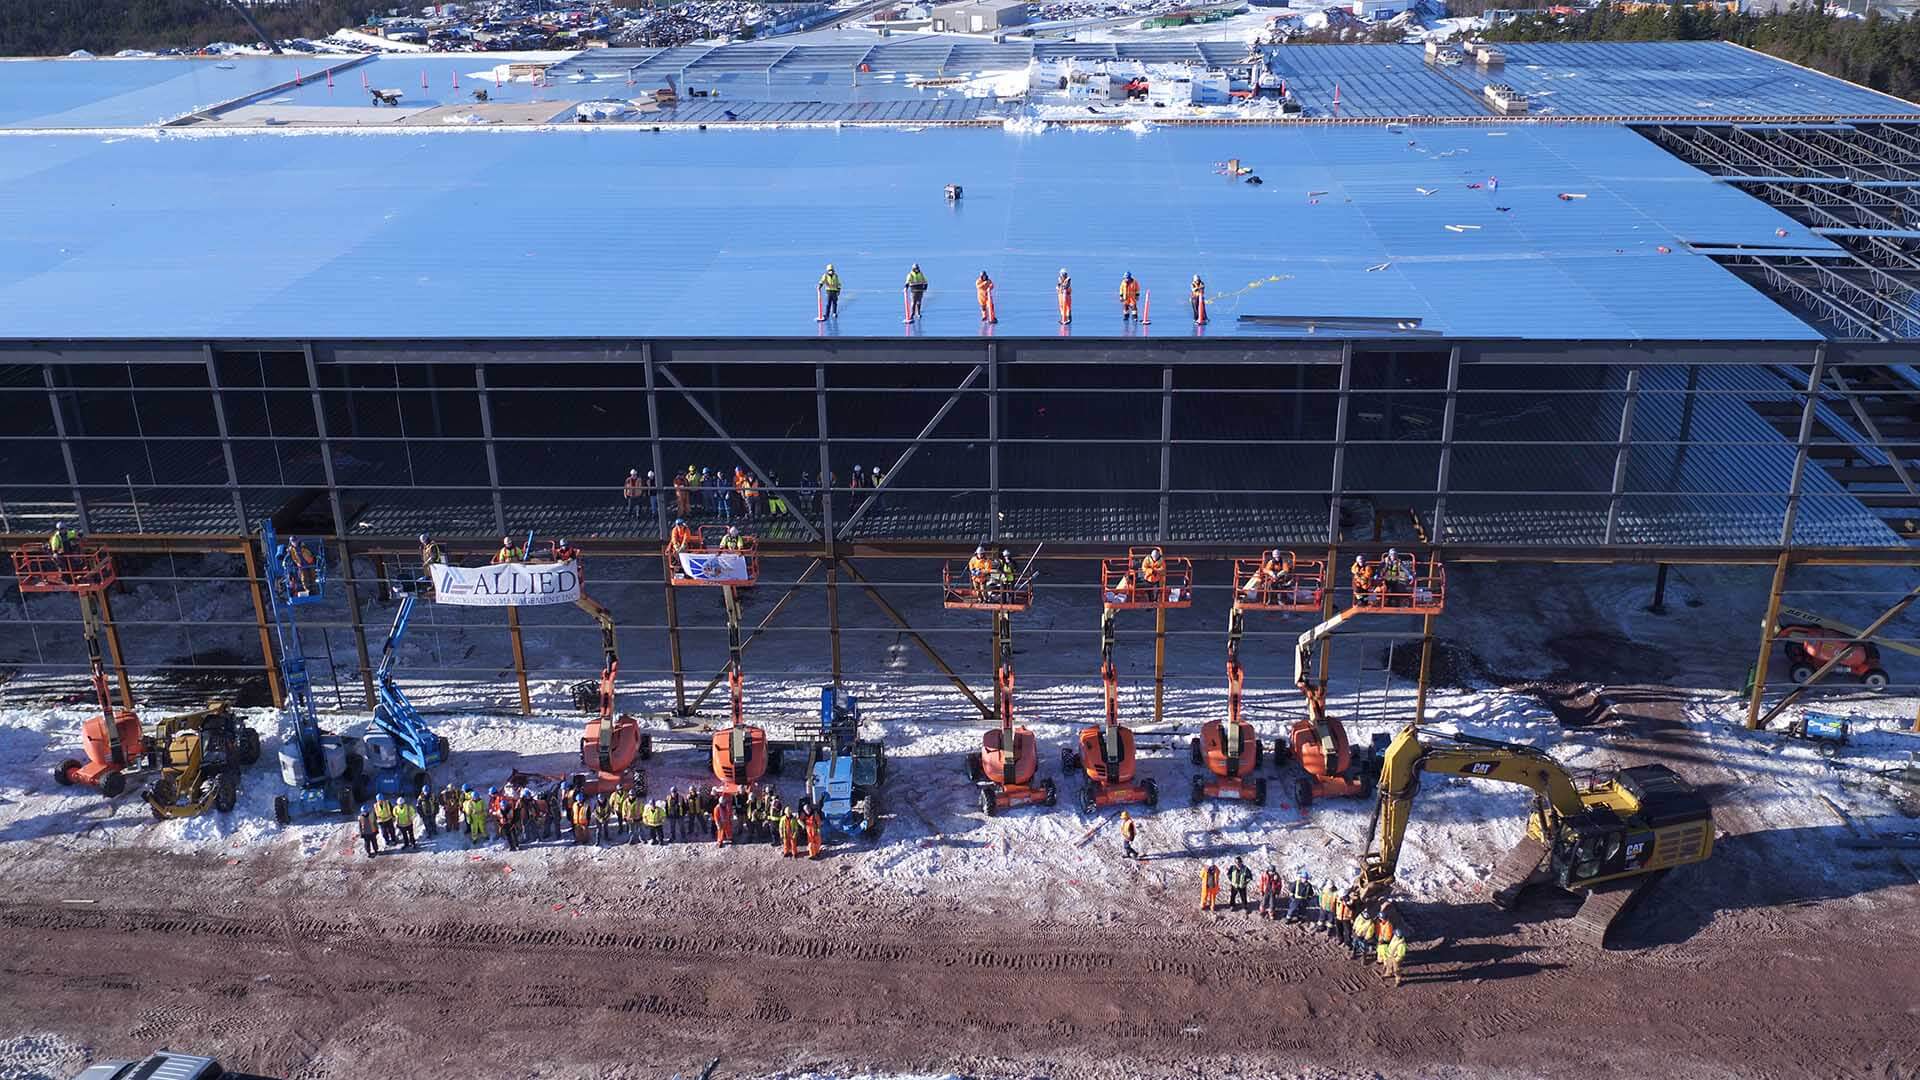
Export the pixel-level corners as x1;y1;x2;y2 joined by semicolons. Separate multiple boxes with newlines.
1486;837;1550;908
1568;870;1666;949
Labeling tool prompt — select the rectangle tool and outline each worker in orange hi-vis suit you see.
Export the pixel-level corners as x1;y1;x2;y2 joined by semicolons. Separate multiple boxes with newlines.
805;809;824;859
1199;862;1221;912
780;808;802;858
712;795;733;847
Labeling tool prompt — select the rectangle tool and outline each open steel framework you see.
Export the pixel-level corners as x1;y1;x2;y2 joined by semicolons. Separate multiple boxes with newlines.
2;338;1917;732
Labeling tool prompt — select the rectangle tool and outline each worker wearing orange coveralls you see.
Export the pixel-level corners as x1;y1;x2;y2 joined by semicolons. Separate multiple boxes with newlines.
805;807;824;859
1119;272;1140;320
976;271;996;323
712;795;734;847
1199;862;1221;911
1138;548;1166;604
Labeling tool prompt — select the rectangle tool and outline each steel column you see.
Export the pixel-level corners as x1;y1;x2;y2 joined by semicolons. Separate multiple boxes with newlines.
816;363;841;685
304;346;374;708
1602;366;1642;545
839;557;987;717
474;364;509;537
1153;603;1168;725
506;605;531;716
240;534;286;707
94;586;135;711
1746;552;1791;729
987;342;1001;536
1778;346;1829;548
1429;346;1462;543
643;345;687;716
1327;343;1353;545
41;365;89;534
1158;365;1173;541
202;348;250;533
837;364;982;539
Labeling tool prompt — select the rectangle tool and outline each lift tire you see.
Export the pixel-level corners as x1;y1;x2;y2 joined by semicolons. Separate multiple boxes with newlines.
639;734;654;761
148;775;177;810
979;786;996;817
767;748;784;777
101;771;127;798
1270;739;1290;769
1789;663;1816;684
1143;778;1159;808
1295;778;1314;811
1189;737;1203;766
863;795;881;837
54;759;81;786
238;726;262;766
1253;739;1265;770
215;772;239;813
1080;786;1097;815
1060;747;1081;772
1190;775;1205;806
1864;668;1891;691
274;795;292;826
1255;777;1269;806
1042;777;1058;807
965;751;984;783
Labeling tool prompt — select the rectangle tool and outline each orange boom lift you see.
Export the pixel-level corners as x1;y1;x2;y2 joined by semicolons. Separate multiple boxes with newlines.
946;557;1056;815
16;543;144;796
666;526;767;793
1064;548;1192;813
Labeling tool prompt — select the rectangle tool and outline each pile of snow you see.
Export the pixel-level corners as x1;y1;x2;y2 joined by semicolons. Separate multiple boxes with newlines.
575;99;638;121
1002;113;1048;135
65;49;95;59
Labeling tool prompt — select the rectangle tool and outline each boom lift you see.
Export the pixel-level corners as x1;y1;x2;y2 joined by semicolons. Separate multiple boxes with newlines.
1355;723;1714;946
261;522;373;823
367;570;448;797
800;686;887;838
1279;552;1446;809
946;557;1056;815
1064;550;1190;813
16;542;144;796
560;544;650;793
1191;551;1326;805
666;526;770;793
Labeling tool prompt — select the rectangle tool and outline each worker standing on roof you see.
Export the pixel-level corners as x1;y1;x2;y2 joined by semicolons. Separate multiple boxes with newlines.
1190;275;1207;322
1119;272;1140;320
357;804;380;858
1056;268;1073;325
712;792;734;847
623;468;642;521
1200;862;1221;912
393;794;417;850
976;271;996;323
819;263;842;319
805;804;824;859
1380;932;1407;986
1118;810;1139;860
905;263;928;321
1226;856;1254;911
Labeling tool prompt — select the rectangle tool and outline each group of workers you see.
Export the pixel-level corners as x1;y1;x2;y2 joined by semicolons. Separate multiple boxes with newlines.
352;778;834;860
963;545;1021;604
813;264;1209;325
1191;858;1408;986
661;464;820;523
1350;549;1424;607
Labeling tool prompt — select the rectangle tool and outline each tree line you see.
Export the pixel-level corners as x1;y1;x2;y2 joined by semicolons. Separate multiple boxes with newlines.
1480;3;1920;103
1;0;374;57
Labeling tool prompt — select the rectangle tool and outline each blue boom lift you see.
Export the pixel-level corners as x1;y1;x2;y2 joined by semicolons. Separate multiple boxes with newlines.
368;571;448;794
801;686;886;839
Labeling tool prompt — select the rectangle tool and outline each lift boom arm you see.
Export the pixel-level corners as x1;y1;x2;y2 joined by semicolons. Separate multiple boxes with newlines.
995;609;1016;741
576;593;621;767
371;576;448;773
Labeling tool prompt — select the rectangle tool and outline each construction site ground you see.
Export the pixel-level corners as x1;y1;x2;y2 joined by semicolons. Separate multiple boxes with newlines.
4;563;1920;1078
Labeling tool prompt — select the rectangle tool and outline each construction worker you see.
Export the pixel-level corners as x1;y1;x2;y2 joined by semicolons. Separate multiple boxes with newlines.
570;793;591;845
465;788;489;847
413;788;438;840
1350;908;1376;962
780;806;801;858
357;804;380;858
805;805;824;859
1334;890;1354;946
1351;555;1376;606
493;536;520;564
992;548;1017;603
1380;931;1408;986
673;470;691;518
976;271;996;323
664;787;683;839
765;471;786;517
440;784;462;836
1382;548;1411;604
1257;866;1279;917
818;263;842;319
1119;272;1140;320
372;793;397;846
650;798;669;845
719;525;745;552
712;792;733;847
47;521;80;555
624;468;642;520
905;263;928;321
1189;274;1207;322
1318;880;1340;934
1374;901;1397;946
669;519;695;554
501;792;523;851
593;793;612;845
1119;810;1139;860
393;792;417;850
1138;548;1166;604
1225;856;1254;911
1280;871;1307;922
1199;862;1221;912
1056;268;1073;325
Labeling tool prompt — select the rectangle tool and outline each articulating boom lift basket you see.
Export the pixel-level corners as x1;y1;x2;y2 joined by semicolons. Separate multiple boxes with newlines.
1347;554;1445;615
665;525;759;587
1231;551;1325;613
1100;548;1193;610
942;560;1033;612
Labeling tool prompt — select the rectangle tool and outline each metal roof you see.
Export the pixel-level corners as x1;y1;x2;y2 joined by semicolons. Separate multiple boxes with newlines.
0;123;1831;341
0;55;339;128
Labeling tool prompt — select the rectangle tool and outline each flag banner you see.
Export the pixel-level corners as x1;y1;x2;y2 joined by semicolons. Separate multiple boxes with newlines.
678;551;751;583
429;559;581;607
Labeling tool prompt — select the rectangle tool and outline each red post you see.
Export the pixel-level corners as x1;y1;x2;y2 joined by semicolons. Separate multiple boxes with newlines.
985;291;997;324
294;66;302;85
421;70;429;90
361;70;369;89
1142;290;1151;325
902;286;911;323
453;69;460;90
816;286;825;321
1197;294;1208;325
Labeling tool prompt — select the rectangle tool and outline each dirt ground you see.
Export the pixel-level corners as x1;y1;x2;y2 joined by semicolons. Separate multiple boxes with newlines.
4;685;1919;1080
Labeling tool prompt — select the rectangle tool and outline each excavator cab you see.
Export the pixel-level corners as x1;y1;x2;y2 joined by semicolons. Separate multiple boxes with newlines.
1100;547;1192;609
1231;551;1324;613
17;543;145;796
1347;552;1444;614
665;525;759;586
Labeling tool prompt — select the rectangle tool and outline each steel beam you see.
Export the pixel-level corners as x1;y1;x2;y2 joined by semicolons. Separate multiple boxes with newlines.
304;345;375;708
816;363;842;685
506;604;531;716
836;364;981;539
1826;366;1920;500
1746;552;1792;729
1779;346;1829;548
838;557;988;718
643;345;687;716
1429;346;1462;543
987;342;1001;535
655;363;820;541
41;365;89;534
474;364;509;537
1603;366;1642;545
1158;365;1173;541
239;532;286;707
1327;342;1353;545
1755;580;1920;730
94;585;135;711
202;348;250;533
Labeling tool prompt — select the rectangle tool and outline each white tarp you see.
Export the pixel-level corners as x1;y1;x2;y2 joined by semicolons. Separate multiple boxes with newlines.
677;551;751;584
428;559;581;607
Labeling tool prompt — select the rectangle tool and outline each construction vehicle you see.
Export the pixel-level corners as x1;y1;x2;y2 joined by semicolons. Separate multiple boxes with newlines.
15;541;144;796
1355;723;1714;946
666;525;771;793
1775;608;1894;690
1065;549;1190;813
261;522;374;824
1278;551;1445;809
946;555;1056;815
799;686;887;838
1191;551;1327;805
367;570;448;798
558;543;651;793
142;699;260;820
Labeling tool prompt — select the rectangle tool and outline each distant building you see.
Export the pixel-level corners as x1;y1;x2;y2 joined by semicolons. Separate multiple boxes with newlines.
930;0;1028;32
1351;0;1408;19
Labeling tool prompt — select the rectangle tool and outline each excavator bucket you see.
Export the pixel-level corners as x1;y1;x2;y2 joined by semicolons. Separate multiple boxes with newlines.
941;560;1031;611
1231;554;1324;612
1100;548;1192;609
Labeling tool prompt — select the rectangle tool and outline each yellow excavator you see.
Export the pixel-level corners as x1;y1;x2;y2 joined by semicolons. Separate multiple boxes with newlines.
1354;724;1715;946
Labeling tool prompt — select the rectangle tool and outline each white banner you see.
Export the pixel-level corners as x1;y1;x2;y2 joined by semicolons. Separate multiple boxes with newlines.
429;559;581;607
677;551;751;584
